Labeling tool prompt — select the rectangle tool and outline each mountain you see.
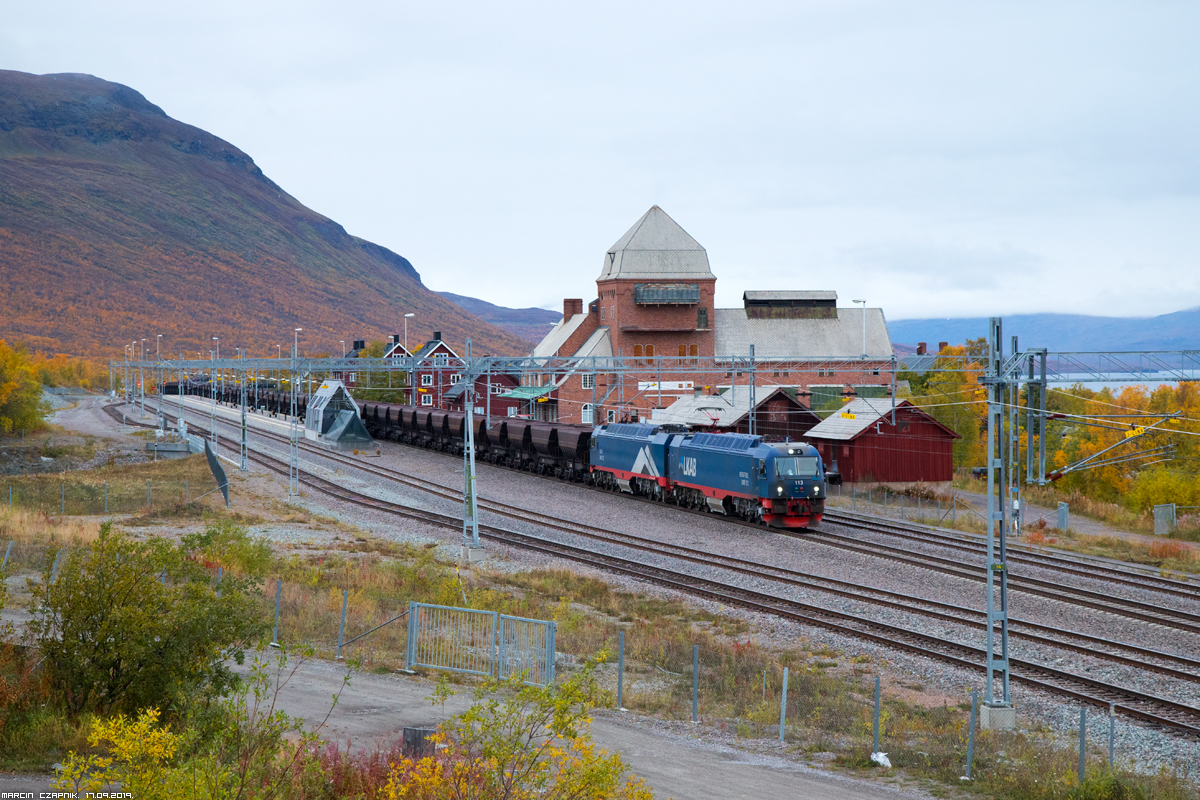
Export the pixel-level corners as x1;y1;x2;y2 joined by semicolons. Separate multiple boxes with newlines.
888;307;1200;353
437;292;560;346
0;70;533;359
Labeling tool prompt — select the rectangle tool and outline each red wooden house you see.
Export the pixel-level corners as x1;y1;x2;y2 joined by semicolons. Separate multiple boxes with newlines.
802;398;960;485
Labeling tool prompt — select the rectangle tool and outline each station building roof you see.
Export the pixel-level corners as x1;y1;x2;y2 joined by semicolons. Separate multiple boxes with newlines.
597;206;715;282
715;307;893;360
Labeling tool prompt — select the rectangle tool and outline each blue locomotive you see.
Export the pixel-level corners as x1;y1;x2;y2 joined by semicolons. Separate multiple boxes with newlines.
357;403;832;529
590;423;827;528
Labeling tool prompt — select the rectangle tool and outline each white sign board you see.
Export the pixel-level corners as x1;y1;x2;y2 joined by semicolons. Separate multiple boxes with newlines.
637;381;694;392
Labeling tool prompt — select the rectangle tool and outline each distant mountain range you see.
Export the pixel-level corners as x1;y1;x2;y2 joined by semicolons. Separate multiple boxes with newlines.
437;293;560;346
0;70;532;358
888;307;1200;354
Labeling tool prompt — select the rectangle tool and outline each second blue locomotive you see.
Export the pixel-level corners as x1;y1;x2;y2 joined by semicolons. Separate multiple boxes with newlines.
590;423;827;528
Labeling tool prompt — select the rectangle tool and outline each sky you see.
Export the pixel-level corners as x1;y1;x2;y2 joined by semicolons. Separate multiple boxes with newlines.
5;1;1200;320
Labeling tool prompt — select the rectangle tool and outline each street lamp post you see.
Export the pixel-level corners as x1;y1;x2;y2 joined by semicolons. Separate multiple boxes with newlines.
213;337;220;394
209;349;217;444
140;338;147;415
289;328;302;496
156;334;164;428
404;313;416;405
340;340;346;358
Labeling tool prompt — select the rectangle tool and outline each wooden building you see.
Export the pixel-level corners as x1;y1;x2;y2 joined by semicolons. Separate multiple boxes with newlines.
803;398;959;485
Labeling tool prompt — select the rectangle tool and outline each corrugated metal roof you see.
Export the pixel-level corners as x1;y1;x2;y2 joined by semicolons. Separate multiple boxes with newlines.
498;385;555;400
532;312;589;358
803;397;903;441
743;291;837;302
649;385;791;428
715;307;893;359
574;326;612;358
598;206;715;282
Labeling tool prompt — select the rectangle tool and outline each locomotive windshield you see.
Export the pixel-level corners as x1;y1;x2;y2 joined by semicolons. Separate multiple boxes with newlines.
774;456;819;478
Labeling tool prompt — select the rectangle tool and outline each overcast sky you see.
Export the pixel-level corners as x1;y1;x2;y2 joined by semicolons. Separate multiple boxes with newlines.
6;1;1199;320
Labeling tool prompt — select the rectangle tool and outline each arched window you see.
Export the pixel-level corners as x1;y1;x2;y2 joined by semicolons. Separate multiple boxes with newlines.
645;344;654;358
582;403;594;424
633;345;643;358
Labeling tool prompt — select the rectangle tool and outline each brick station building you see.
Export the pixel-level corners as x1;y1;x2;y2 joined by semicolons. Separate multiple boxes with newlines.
526;206;895;427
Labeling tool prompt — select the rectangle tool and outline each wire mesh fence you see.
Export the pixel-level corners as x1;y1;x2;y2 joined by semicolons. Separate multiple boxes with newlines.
3;479;204;515
0;540;1178;789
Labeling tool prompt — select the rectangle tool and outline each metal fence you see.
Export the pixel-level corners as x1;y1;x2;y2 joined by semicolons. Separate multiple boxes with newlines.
406;601;556;685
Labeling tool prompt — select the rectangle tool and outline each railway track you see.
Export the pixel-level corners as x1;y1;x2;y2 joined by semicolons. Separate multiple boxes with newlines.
823;509;1200;601
171;396;1200;639
786;527;1200;636
111;402;1200;735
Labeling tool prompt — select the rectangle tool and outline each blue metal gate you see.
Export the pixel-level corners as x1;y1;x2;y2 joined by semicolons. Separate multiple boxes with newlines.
405;601;556;685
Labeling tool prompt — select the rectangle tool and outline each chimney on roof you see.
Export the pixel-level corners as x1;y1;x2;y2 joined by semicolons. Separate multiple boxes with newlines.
353;339;365;351
433;331;442;341
916;342;927;355
563;298;583;322
938;341;948;352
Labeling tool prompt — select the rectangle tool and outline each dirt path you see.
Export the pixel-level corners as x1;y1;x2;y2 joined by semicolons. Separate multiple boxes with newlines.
254;656;932;800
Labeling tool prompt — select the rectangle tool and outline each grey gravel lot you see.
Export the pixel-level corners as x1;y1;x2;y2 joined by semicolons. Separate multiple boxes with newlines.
113;398;1200;773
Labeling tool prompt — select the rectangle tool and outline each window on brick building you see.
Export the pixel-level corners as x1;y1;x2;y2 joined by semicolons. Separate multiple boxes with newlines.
582;374;594;389
601;307;606;320
678;344;687;357
633;345;643;358
690;345;698;358
582;403;594;424
606;408;616;423
697;308;708;329
645;344;654;358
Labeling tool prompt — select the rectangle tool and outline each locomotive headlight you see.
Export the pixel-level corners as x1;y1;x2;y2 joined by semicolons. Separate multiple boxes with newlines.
777;486;784;495
813;486;821;496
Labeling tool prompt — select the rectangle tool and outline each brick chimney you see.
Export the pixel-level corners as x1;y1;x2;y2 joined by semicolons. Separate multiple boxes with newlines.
563;298;583;322
434;331;442;341
916;342;927;355
938;341;948;352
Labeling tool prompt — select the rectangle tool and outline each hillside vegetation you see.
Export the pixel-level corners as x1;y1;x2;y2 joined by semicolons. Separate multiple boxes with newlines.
0;70;531;359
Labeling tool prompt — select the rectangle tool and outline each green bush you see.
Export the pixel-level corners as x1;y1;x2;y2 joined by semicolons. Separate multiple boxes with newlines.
183;519;274;576
28;522;268;717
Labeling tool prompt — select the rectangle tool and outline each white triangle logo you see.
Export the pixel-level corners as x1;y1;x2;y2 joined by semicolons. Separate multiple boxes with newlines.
630;445;660;478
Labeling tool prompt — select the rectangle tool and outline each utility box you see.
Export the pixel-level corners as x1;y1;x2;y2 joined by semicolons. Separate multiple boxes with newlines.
402;727;437;758
304;380;374;449
1056;502;1069;531
1154;504;1177;536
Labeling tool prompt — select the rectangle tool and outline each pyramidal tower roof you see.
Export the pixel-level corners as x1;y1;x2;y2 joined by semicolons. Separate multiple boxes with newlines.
598;206;715;281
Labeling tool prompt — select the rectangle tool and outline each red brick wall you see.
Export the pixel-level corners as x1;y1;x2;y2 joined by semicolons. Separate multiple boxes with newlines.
597;278;716;359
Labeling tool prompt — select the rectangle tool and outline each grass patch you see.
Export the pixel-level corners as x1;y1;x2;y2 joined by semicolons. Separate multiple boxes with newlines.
1024;527;1198;573
2;454;218;516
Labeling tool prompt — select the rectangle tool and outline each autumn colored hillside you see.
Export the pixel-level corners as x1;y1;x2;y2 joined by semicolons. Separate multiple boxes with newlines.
0;70;532;359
